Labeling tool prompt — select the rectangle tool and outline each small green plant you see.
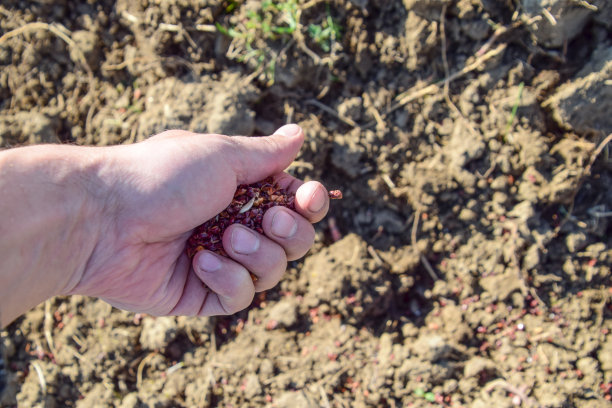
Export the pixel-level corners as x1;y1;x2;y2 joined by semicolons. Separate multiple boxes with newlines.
215;0;299;84
127;104;143;114
503;81;525;141
225;0;239;13
414;388;436;403
245;0;298;40
307;9;342;52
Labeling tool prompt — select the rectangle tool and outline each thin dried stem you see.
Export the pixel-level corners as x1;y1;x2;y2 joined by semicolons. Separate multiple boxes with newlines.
0;22;93;79
367;245;385;267
370;15;543;128
483;379;542;408
306;99;358;127
380;44;506;123
31;362;47;396
318;385;332;408
136;351;158;390
43;300;57;358
363;92;386;130
440;4;479;138
558;133;612;231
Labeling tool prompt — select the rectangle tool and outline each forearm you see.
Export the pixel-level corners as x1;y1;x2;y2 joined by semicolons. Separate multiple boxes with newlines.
0;145;105;327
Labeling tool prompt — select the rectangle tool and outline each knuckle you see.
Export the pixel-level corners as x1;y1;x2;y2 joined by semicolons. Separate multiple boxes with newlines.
271;253;288;281
227;290;254;314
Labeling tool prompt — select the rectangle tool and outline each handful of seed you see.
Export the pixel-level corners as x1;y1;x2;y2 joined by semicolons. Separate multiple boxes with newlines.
186;177;342;258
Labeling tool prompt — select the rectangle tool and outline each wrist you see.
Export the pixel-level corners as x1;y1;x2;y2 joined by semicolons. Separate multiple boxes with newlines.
0;145;110;325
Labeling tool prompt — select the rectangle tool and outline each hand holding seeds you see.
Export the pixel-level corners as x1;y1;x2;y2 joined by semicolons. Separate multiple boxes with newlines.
187;176;341;284
61;124;335;319
187;176;342;259
1;124;337;324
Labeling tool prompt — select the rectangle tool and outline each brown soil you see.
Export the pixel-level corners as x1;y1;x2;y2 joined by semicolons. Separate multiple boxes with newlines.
1;1;611;407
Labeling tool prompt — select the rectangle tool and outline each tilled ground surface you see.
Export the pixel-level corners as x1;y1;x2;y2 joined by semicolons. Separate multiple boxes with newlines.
1;1;611;407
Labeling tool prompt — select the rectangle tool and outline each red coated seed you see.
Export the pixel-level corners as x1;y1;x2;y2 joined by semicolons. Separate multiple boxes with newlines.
328;190;343;199
186;176;342;260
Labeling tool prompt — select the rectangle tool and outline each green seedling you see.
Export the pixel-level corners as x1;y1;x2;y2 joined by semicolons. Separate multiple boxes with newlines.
414;388;436;403
225;0;239;13
215;22;241;38
215;0;299;84
307;8;342;52
503;81;525;141
127;104;143;114
425;392;436;403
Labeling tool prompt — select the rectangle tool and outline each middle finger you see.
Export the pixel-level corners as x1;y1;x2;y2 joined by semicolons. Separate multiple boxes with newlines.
222;224;287;291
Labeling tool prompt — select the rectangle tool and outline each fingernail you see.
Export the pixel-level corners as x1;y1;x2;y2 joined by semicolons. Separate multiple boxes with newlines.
274;124;301;137
308;187;326;213
198;252;221;272
231;228;260;254
271;210;298;238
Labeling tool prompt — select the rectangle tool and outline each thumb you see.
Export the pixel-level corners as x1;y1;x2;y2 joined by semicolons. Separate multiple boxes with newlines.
226;124;305;184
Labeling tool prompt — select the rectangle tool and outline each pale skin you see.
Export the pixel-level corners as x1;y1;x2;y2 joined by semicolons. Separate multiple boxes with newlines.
0;124;330;327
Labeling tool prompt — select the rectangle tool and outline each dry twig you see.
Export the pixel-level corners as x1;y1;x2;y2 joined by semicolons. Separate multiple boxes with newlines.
582;133;612;183
306;99;359;127
136;351;158;389
372;15;540;129
573;0;598;11
483;379;542;408
367;245;385;267
558;133;612;231
440;5;480;138
287;160;315;171
31;362;47;396
363;92;386;130
0;21;97;141
377;44;506;125
43;300;57;359
0;22;93;79
318;385;332;408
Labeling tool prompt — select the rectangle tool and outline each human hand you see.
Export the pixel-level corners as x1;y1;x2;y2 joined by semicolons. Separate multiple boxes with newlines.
65;124;330;316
